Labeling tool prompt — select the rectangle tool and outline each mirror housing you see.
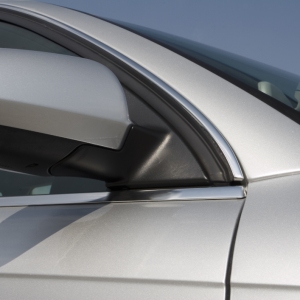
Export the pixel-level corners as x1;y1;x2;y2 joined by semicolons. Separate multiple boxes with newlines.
0;49;131;176
0;49;131;149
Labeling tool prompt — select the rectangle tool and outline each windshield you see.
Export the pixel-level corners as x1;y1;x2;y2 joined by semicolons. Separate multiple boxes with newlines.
106;20;300;124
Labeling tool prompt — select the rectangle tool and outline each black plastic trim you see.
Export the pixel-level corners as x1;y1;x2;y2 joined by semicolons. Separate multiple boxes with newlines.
50;125;209;189
0;125;82;176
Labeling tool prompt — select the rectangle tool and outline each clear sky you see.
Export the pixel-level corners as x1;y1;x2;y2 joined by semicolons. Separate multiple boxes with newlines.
39;0;300;75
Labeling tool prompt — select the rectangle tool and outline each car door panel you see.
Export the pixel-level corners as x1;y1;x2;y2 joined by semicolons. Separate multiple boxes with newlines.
0;199;243;299
231;174;300;299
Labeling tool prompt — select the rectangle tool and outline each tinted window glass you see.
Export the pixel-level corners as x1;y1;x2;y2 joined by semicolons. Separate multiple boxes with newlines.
0;22;107;196
0;170;108;197
0;21;76;56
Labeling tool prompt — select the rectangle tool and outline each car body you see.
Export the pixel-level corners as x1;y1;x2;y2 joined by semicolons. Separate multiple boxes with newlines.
0;2;299;300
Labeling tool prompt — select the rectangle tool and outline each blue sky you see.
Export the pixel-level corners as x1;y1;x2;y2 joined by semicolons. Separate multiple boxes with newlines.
40;0;300;75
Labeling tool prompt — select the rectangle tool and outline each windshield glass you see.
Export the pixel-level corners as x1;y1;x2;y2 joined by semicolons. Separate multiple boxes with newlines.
107;20;300;124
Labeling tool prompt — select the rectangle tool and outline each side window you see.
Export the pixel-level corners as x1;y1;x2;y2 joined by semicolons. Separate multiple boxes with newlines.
0;22;108;196
0;21;76;56
0;170;108;197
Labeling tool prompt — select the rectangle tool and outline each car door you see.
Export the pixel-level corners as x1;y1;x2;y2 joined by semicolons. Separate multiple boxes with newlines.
0;2;245;299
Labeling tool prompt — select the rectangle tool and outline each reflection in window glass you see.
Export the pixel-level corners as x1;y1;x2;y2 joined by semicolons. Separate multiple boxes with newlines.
31;185;52;195
0;170;108;197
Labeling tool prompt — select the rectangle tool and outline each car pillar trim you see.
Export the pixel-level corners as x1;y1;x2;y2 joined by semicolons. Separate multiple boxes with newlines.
0;4;244;182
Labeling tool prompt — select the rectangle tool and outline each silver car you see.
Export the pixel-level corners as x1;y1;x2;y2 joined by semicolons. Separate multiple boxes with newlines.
0;1;299;300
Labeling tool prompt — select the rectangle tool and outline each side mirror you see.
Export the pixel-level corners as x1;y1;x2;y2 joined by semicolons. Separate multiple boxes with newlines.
0;50;205;189
0;49;132;177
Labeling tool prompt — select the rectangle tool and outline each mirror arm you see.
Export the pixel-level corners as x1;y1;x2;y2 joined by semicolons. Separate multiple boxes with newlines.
50;125;209;189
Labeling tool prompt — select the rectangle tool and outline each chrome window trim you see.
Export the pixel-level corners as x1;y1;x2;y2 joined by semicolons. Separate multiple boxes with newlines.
0;186;245;207
0;4;244;182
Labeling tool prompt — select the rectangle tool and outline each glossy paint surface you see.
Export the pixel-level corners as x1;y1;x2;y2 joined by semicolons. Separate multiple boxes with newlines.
2;2;299;299
231;174;300;299
2;2;300;181
0;199;243;299
0;48;130;149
